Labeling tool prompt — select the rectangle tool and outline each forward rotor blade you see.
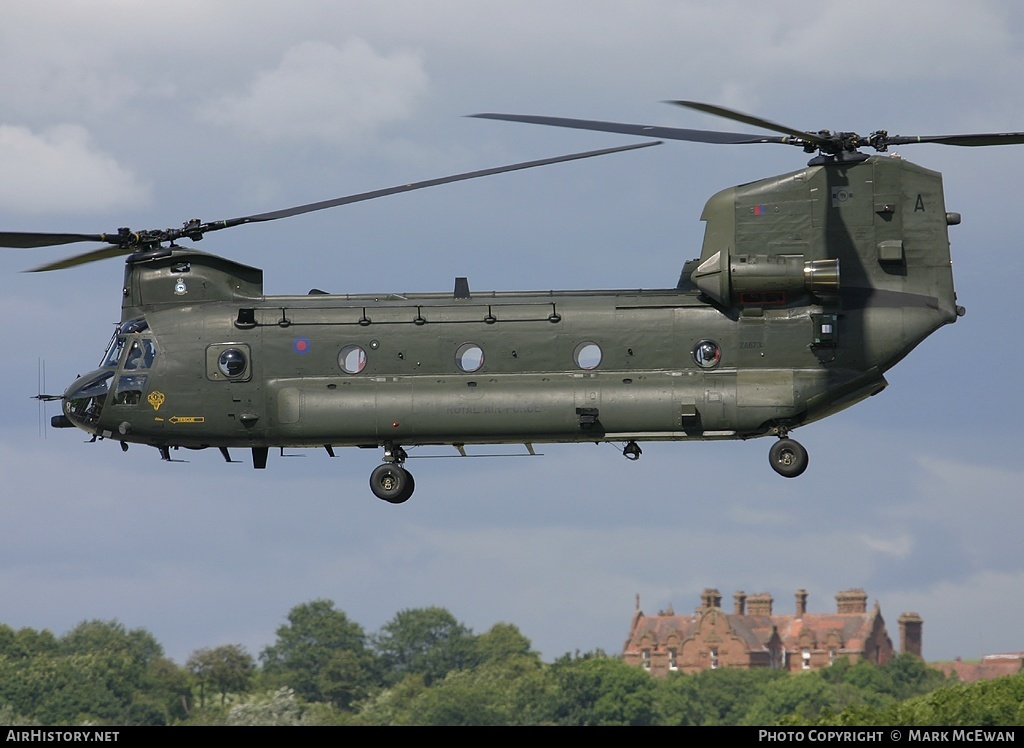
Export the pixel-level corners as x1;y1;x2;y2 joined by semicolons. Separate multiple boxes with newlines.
28;244;131;272
469;112;784;145
207;140;662;231
0;232;116;249
10;141;660;271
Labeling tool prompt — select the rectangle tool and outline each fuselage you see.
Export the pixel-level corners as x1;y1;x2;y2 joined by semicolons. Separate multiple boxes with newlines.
59;153;961;472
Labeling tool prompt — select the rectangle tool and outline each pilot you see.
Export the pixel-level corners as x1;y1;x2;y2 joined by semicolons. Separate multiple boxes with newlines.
125;342;144;370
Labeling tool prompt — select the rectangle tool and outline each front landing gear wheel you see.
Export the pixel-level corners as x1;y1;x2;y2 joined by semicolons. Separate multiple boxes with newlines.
370;463;415;503
769;438;808;478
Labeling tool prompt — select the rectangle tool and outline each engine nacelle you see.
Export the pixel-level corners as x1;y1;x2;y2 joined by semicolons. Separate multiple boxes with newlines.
691;251;839;306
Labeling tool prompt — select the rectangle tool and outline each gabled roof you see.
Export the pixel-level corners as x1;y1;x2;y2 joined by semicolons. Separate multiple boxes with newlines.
624;589;887;656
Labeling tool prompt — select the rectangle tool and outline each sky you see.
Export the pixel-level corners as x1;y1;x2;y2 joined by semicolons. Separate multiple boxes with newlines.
1;0;1023;669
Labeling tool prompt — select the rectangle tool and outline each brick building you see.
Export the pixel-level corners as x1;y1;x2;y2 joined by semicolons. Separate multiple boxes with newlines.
937;654;1024;682
622;587;922;677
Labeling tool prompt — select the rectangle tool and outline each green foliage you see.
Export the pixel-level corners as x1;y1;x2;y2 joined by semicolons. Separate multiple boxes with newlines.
354;674;430;725
187;644;255;707
260;599;377;708
222;688;312;726
547;656;657;725
474;622;539;664
820;673;1024;726
0;625;58;659
373;607;478;685
892;674;1024;726
391;669;510;726
0;605;980;727
657;667;786;725
883;653;951;700
143;656;192;723
312;648;379;710
356;656;551;726
741;672;838;725
0;703;38;726
60;620;162;665
0;620;181;725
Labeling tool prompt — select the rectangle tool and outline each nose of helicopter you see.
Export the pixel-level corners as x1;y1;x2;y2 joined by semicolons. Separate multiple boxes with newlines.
54;368;114;434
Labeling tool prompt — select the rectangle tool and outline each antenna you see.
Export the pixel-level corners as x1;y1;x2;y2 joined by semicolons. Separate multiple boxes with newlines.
38;358;46;439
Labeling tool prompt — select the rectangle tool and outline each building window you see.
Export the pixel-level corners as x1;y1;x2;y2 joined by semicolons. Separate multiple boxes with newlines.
802;648;811;670
642;650;651;670
710;647;719;670
668;648;678;671
829;648;837;666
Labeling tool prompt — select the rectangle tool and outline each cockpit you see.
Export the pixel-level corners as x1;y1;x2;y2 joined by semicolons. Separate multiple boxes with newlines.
63;318;158;431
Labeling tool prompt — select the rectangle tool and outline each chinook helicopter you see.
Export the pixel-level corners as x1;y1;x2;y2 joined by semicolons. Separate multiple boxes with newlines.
7;100;1024;503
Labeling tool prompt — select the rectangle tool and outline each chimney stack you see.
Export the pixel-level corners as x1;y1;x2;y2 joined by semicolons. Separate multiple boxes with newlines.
747;593;773;616
700;588;722;611
836;589;868;614
734;591;747;616
795;588;808;617
899;612;923;658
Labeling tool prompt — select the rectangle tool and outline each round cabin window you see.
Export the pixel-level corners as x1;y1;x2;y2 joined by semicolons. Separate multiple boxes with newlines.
692;340;722;369
217;348;248;378
456;343;485;373
338;345;367;374
573;342;603;370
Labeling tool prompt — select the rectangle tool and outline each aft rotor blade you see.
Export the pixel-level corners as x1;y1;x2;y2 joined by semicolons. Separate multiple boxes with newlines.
469;112;784;145
884;132;1024;147
207;141;662;231
0;231;117;249
27;244;131;272
670;101;1024;150
665;100;834;148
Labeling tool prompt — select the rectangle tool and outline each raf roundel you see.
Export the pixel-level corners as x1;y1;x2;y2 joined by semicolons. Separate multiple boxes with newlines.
293;337;311;354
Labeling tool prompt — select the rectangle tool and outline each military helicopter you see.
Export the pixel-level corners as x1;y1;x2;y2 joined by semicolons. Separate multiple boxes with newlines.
6;101;1024;504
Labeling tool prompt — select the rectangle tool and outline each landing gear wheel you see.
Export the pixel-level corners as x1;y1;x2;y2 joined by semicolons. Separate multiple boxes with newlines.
370;463;415;503
769;438;808;478
396;470;415;503
622;441;642;461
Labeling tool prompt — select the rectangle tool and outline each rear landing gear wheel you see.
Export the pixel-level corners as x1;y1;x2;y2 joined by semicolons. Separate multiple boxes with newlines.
769;438;808;478
370;463;415;503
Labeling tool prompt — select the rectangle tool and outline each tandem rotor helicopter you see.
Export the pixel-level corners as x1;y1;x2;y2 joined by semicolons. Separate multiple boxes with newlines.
6;100;1024;503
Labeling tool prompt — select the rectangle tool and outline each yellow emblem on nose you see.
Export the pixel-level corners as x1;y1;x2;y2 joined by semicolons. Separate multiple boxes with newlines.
147;391;166;411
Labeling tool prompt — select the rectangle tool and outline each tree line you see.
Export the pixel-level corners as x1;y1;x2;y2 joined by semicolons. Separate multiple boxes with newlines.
0;599;1018;726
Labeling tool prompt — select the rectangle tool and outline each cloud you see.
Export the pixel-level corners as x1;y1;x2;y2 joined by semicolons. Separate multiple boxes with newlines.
860;533;914;559
886;570;1024;659
0;124;150;214
199;39;429;145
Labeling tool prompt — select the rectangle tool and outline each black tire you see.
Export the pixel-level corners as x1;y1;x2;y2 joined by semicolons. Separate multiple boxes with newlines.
769;438;809;478
396;470;415;503
370;463;414;503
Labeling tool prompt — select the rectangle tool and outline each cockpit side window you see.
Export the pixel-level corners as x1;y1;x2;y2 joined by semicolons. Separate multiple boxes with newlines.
67;371;114;424
101;318;150;368
102;335;127;368
113;374;148;406
124;338;157;371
